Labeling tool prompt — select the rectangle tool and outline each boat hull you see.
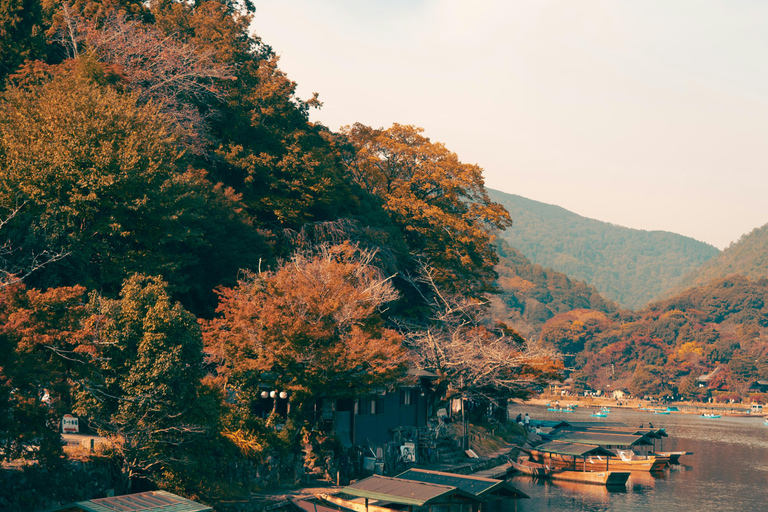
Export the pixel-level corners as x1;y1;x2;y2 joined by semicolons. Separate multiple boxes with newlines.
528;449;666;472
550;470;630;486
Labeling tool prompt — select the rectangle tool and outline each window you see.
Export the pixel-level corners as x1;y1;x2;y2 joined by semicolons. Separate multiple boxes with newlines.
401;389;415;406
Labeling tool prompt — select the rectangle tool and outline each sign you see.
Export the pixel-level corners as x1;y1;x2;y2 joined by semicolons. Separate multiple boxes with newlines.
62;414;79;434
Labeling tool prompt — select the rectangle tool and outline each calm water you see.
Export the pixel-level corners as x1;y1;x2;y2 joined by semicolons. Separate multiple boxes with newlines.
505;405;768;511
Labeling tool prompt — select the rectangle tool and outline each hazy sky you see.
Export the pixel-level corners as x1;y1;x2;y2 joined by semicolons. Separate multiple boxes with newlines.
252;1;768;250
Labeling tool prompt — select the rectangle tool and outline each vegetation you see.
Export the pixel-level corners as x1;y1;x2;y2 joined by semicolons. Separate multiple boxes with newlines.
0;0;550;507
540;275;768;399
667;222;768;297
488;189;720;309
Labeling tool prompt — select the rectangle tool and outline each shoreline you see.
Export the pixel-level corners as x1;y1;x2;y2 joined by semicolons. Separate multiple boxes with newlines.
518;396;766;418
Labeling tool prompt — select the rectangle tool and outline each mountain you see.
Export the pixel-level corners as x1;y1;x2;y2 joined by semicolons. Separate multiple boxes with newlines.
666;223;768;297
491;241;618;339
488;189;720;310
542;274;768;399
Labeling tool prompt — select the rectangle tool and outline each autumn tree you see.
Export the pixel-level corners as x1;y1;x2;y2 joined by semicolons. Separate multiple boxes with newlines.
0;59;270;314
0;283;90;466
400;263;562;407
204;242;408;424
341;123;512;298
74;274;216;491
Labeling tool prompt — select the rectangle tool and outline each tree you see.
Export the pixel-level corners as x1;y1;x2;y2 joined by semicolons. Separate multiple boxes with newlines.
400;263;562;406
0;283;90;466
204;242;408;422
341;123;512;298
0;59;271;315
74;274;215;491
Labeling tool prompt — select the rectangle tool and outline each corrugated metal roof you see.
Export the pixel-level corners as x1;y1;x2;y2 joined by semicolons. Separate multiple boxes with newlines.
72;491;211;512
552;431;654;447
394;469;528;499
533;441;616;457
342;475;479;506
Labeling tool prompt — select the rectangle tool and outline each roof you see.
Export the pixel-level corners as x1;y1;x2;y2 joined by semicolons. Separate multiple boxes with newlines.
551;431;653;447
61;491;211;512
532;441;616;458
394;468;528;499
341;475;480;506
554;426;667;439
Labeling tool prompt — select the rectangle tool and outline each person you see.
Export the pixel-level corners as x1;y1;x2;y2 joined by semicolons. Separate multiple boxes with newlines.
524;413;530;430
648;422;654;428
516;413;523;424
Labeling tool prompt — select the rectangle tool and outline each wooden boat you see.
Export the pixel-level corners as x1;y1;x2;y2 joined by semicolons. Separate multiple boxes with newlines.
549;469;630;486
652;451;693;464
511;459;552;477
528;448;666;472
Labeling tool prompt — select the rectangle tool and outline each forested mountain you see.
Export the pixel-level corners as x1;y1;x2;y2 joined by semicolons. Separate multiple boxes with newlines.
541;275;768;400
488;189;720;310
490;241;618;339
666;222;768;297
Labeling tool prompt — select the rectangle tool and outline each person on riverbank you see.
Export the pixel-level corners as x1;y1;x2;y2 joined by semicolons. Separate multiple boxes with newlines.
524;413;530;430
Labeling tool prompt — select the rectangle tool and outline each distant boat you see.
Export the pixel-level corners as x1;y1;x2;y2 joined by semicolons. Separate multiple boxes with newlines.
601;407;611;413
764;419;768;426
654;410;670;415
701;413;721;418
591;412;607;417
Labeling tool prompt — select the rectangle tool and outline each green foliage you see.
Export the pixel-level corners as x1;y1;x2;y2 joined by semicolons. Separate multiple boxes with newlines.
74;274;215;489
489;189;720;310
494;240;617;334
669;223;768;297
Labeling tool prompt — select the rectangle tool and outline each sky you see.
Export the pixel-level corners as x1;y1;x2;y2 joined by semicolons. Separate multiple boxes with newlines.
252;0;768;250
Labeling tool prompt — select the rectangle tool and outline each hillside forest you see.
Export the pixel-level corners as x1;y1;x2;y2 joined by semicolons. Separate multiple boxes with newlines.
0;0;560;507
489;189;721;310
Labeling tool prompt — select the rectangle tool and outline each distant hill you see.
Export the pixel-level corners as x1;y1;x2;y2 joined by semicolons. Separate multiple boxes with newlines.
666;223;768;297
491;241;618;339
488;189;720;310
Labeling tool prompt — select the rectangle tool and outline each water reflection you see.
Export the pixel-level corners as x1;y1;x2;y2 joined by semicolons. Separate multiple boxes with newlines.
505;405;768;511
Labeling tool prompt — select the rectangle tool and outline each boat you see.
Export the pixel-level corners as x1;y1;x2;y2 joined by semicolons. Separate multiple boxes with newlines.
701;413;721;418
764;419;768;426
601;407;611;413
654;410;670;415
590;412;607;417
549;469;630;486
511;459;552;477
652;451;693;464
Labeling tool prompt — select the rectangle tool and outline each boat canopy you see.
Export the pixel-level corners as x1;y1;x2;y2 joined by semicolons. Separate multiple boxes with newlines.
533;441;616;458
395;468;528;499
550;431;654;447
342;475;482;507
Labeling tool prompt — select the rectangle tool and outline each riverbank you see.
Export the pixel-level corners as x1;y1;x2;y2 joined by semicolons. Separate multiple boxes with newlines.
522;396;766;417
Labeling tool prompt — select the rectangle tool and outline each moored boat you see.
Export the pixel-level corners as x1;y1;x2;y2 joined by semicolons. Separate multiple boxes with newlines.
511;459;552;477
549;469;630;486
652;451;693;464
701;413;721;418
591;412;607;417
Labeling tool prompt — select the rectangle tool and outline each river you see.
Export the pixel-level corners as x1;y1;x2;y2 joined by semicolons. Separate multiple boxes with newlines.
504;404;768;511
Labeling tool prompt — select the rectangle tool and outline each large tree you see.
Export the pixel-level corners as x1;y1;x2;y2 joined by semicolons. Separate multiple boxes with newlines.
74;274;216;491
204;242;408;423
341;123;512;298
